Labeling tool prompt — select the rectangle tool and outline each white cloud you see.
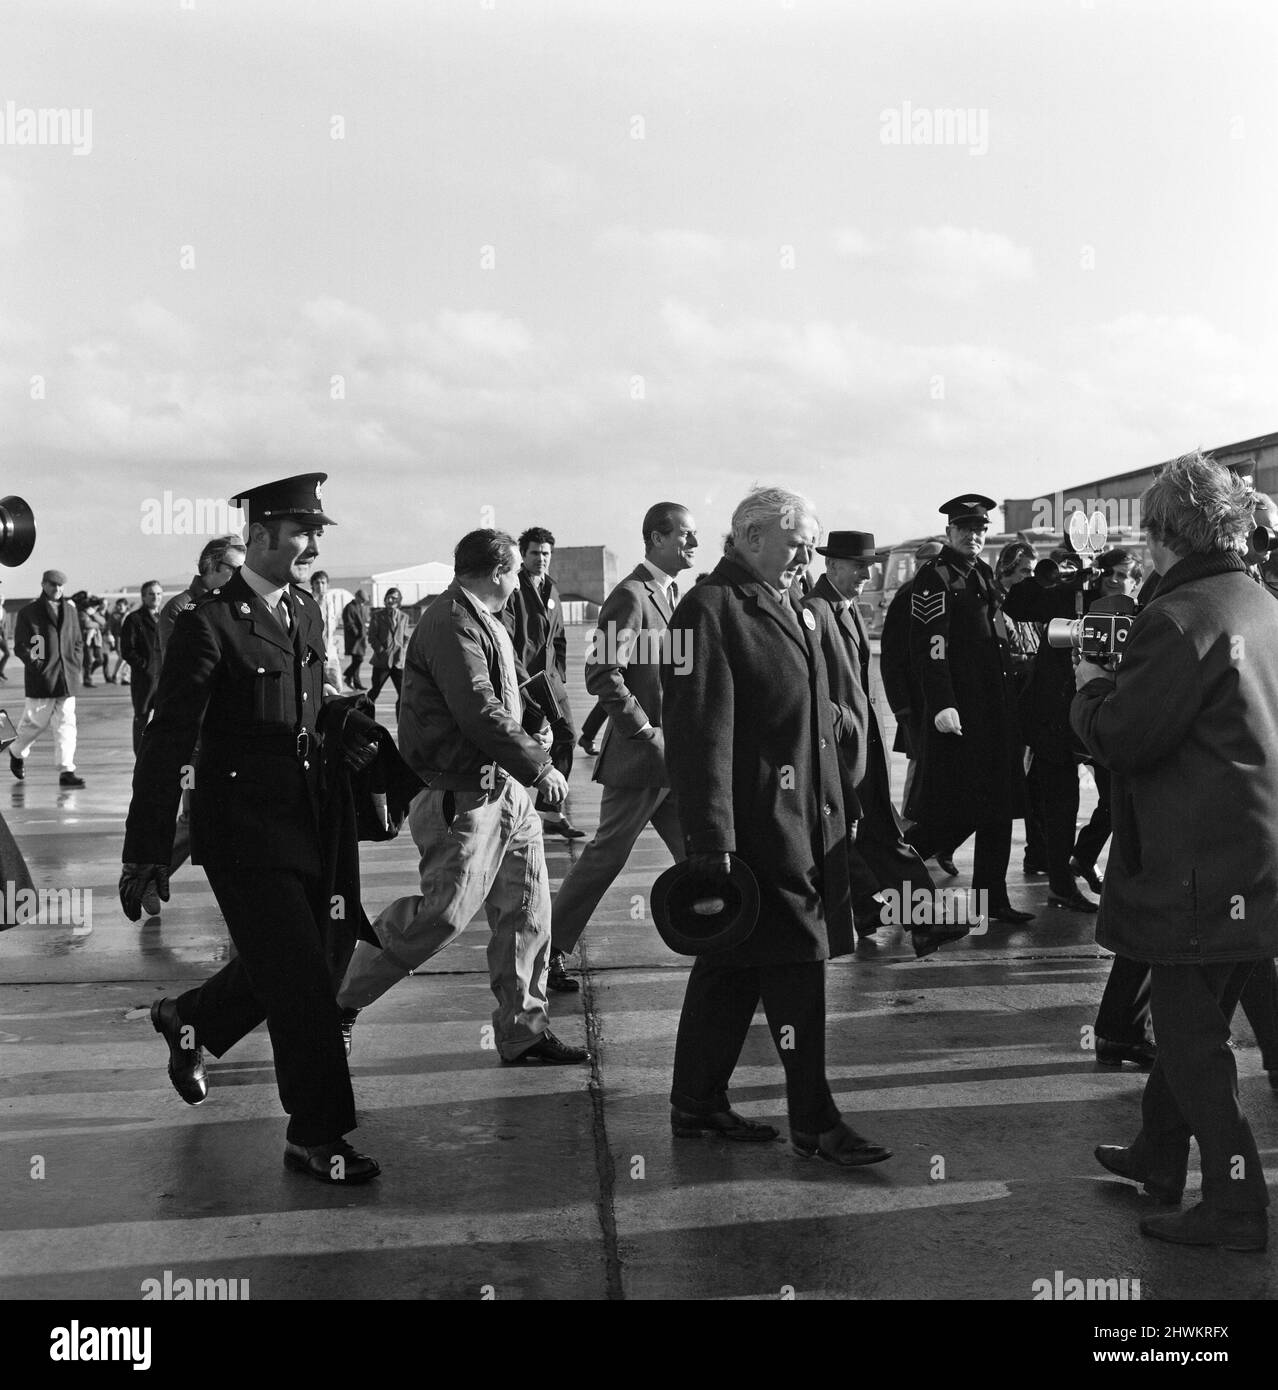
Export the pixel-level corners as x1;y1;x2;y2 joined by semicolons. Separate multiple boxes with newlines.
831;227;873;258
906;225;1035;301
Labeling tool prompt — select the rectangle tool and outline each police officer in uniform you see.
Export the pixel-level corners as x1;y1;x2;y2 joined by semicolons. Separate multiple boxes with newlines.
119;474;380;1184
905;495;1034;923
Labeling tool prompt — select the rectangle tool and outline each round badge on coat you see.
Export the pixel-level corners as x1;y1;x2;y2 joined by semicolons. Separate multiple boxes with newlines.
802;609;816;630
547;598;555;610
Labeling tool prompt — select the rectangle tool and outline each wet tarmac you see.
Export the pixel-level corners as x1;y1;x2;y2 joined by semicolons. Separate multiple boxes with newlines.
2;639;1275;1306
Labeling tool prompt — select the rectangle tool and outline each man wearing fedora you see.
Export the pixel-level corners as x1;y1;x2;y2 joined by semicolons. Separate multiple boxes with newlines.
905;495;1033;924
660;486;892;1167
119;473;381;1185
804;532;961;955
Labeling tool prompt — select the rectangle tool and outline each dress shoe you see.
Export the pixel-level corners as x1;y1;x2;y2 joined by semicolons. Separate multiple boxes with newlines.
933;854;958;877
339;1007;359;1057
59;771;86;788
911;922;971;959
1021;857;1047;875
791;1120;892;1167
670;1107;779;1142
988;902;1035;923
1140;1203;1266;1251
544;817;586;840
1048;881;1098;913
1093;1144;1182;1204
9;754;24;781
502;1030;590;1065
150;998;207;1105
547;949;580;993
283;1137;381;1185
1070;858;1104;894
1096;1038;1157;1070
577;736;601;756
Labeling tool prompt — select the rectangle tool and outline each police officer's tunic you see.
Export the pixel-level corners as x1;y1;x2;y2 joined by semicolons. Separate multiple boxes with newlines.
123;567;355;1144
905;544;1025;897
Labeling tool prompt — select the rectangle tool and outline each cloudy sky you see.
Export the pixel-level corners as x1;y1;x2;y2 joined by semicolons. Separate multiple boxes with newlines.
1;0;1275;593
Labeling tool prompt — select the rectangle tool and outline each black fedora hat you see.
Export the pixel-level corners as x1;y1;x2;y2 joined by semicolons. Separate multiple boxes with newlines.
651;854;760;956
815;530;883;561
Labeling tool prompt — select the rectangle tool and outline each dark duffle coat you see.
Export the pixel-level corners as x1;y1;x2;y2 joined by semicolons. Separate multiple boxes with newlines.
660;555;856;966
905;545;1025;827
1072;550;1278;965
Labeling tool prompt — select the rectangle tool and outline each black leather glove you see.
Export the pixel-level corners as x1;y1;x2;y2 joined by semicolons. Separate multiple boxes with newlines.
119;863;170;922
688;852;732;888
340;708;381;773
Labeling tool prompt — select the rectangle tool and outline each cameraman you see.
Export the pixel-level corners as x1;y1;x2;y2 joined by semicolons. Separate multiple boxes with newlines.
1073;452;1275;1252
1001;545;1136;913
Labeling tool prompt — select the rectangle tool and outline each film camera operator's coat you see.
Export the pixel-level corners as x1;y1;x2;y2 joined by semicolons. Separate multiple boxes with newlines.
1072;550;1278;964
905;545;1024;826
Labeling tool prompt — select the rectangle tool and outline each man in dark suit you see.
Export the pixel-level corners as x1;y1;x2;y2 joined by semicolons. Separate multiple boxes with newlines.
803;532;959;954
10;569;86;787
342;589;369;689
119;473;381;1185
119;580;165;755
548;503;698;991
906;495;1033;923
661;487;891;1166
504;526;583;840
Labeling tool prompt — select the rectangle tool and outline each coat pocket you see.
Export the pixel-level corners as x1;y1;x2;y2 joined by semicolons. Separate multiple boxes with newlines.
252;669;286;723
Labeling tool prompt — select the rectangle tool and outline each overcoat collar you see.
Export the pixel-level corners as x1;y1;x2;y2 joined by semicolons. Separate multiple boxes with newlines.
1151;549;1247;600
716;555;819;665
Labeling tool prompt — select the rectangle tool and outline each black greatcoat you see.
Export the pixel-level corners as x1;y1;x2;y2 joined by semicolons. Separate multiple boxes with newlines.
661;555;855;965
906;545;1025;827
804;574;936;903
879;579;922;757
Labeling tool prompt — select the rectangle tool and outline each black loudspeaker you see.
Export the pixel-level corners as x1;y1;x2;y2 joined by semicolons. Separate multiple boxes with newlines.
0;496;35;567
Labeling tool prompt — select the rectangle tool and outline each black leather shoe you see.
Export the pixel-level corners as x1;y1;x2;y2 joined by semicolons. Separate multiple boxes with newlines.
544;818;586;840
9;754;23;781
1022;857;1047;875
577;736;601;756
1140;1203;1266;1251
670;1108;780;1142
791;1121;892;1167
1093;1144;1181;1204
988;903;1035;923
59;771;86;788
284;1137;381;1185
150;998;207;1105
503;1030;590;1065
339;1007;359;1057
547;950;581;993
1048;882;1098;913
911;922;972;959
1096;1038;1156;1070
933;855;958;877
1070;858;1104;894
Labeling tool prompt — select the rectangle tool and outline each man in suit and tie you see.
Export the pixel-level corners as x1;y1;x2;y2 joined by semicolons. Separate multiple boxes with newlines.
803;532;962;956
547;502;698;992
504;526;584;840
118;473;381;1186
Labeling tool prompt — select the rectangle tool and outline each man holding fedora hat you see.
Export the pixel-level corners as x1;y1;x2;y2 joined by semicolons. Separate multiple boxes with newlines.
803;531;964;956
659;486;892;1167
120;473;382;1186
905;494;1033;924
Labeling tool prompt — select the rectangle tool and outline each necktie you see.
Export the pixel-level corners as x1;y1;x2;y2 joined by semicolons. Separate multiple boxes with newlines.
668;581;679;608
277;592;293;633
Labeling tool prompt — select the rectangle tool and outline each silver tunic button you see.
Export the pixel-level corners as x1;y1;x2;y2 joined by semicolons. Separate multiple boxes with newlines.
256;667;265;674
229;771;237;778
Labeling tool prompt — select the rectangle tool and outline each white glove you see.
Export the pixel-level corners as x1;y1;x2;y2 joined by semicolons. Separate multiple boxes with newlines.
934;706;963;735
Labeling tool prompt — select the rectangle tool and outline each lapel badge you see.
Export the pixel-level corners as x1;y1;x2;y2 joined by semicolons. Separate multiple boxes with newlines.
802;609;816;630
547;597;555;610
239;602;251;615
